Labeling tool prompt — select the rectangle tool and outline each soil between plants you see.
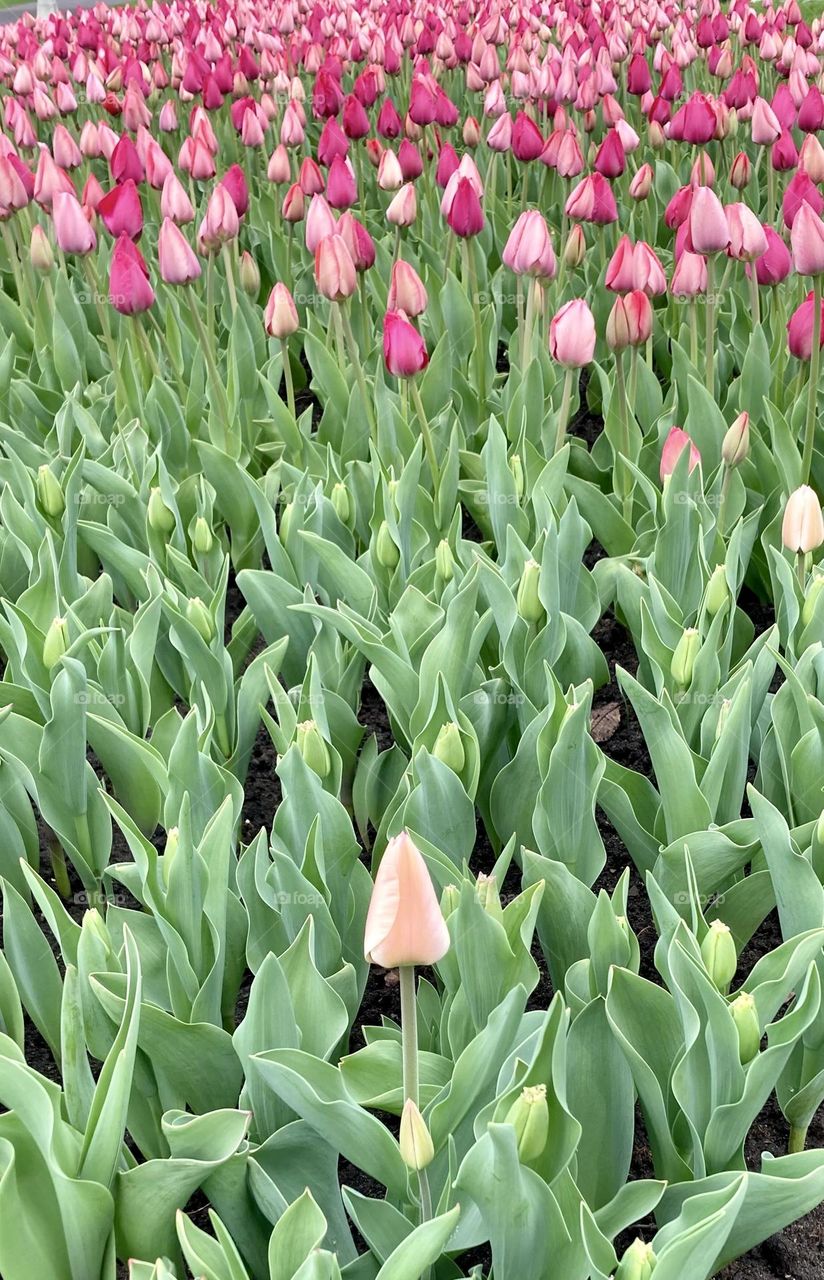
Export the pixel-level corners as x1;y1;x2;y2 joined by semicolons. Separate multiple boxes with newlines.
9;570;823;1279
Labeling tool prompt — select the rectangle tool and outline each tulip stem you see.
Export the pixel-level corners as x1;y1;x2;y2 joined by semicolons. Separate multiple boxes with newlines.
615;353;633;522
748;264;761;331
705;255;716;397
399;964;432;1236
223;243;238;316
463;241;486;409
280;338;296;417
340;303;377;442
411;380;440;494
801;275;822;487
553;366;575;455
789;1123;808;1154
187;293;233;454
689;300;699;366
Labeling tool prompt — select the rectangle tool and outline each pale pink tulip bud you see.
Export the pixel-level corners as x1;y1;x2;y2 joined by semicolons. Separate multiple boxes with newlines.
503;210;557;280
629;163;653;200
158;217;201;285
386;183;417;227
377;148;404;190
670;250;708;297
791;202;824;276
364;831;450;968
726;203;769;262
314;233;357;301
264;282;299;338
660;426;701;480
52;191;96;255
52;124;81;170
783;485;824;553
387;259;427;316
30;223;54;274
160;172;194;224
268;144;291;184
549;299;596;367
689;186;730;254
305;194;337;252
158;101;178;133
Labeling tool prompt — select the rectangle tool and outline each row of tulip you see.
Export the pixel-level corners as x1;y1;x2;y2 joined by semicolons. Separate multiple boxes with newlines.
2;0;824;1278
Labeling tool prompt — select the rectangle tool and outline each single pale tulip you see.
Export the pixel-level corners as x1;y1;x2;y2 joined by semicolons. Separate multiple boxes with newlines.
363;831;450;968
783;485;824;552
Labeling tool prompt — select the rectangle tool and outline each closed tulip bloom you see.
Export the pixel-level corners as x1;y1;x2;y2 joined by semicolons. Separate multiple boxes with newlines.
282;183;306;223
337;212;375;271
629;163;653;200
160;172;195;224
267;144;291;184
314;233;356;301
388;259;427;316
594;128;626;178
660;426;701;479
549;299;596;367
729;152;751;190
751;226;792;286
751;96;782;144
563;224;586;267
158;217;200;285
264;282;299;338
377;148;403;191
363;830;450;968
564;172;617;224
689;186;729;253
201;184;239;247
383;309;428;377
606;290;653;351
670;250;708;298
109;234;154;315
783;485;824;552
98;178;143;239
386;183;417;227
502;210;556;280
799;136;824;185
30;224;54;273
633;243;667;295
52;190;95;255
304;194;336;251
788;292;824;359
445;175;483;237
605;235;636;292
791;203;824;276
326;154;357;210
726;203;768;261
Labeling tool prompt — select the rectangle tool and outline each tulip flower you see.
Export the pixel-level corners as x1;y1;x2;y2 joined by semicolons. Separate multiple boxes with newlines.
388;260;427;316
314;234;357;302
549;299;596;368
109;234;154;315
52;191;96;255
364;828;449;961
502;211;557;280
783;487;824;582
791;204;824;277
444;176;483;238
158;218;200;286
660;427;701;480
98;178;143;239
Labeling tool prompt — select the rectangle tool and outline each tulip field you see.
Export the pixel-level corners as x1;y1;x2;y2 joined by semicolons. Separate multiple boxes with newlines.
11;0;824;1278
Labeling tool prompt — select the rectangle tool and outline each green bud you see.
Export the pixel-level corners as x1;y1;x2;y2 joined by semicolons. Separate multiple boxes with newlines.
399;1099;434;1170
192;516;213;554
615;1238;657;1280
331;482;351;525
701;919;737;991
82;907;111;949
441;884;460;919
714;698;732;744
802;573;824;628
296;719;331;778
670;627;700;687
721;412;749;470
476;873;503;922
36;465;64;517
376;521;400;570
730;991;760;1064
43;616;69;669
705;565;729;616
148;486;175;534
516;558;544;624
432;721;465;774
238;250;260;296
504;1084;549;1163
435;539;454;583
186;596;214;643
162;826;179;888
511;452;524;500
280;500;295;544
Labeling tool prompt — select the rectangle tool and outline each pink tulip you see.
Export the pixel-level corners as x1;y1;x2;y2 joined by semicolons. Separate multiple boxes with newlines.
549;299;596;367
337;212;375;271
444;175;484;237
605;235;636;292
660;427;701;480
782;485;824;552
502;211;557;280
158;217;201;286
388;260;427;316
386;183;417;227
98;179;143;240
383;310;428;378
725;204;768;262
751;227;792;286
52;191;95;255
629;164;654;200
109;235;154;315
314;234;356;301
305;194;336;252
689;186;729;254
788;292;824;359
670;251;708;297
264;283;299;338
751;97;782;145
791;203;824;276
160;172;194;224
364;831;450;968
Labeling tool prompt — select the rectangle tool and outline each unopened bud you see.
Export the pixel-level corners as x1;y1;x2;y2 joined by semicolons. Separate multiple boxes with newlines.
714;698;732;743
148;486;175;534
239;250;260;295
435;539;454;583
730;991;760;1064
722;412;749;470
376;520;400;569
476;872;503;921
296;719;331;778
615;1238;657;1280
30;224;54;274
670;627;700;687
705;565;729;616
399;1099;434;1170
563;223;586;268
162;826;179;887
186;596;214;643
516;558;544;624
511;452;524;500
192;516;213;554
504;1084;549;1162
37;465;64;517
802;573;824;627
432;721;465;774
43;616;69;669
331;482;351;525
441;884;460;919
701;919;737;991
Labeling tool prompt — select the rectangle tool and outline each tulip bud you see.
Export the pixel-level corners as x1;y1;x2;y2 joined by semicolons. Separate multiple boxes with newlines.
802;572;824;627
714;698;732;744
82;907;112;950
376;521;400;569
563;223;586;267
516;558;544;623
705;565;729;616
162;826;179;887
440;884;460;920
701;919;737;990
730;991;760;1064
782;485;824;554
432;721;465;774
30;224;54;274
435;539;454;583
239;250;260;295
192;516;213;554
476;872;503;921
37;465;64;517
670;627;700;687
399;1098;435;1170
43;616;69;669
296;719;331;777
148;486;175;534
722;412;749;469
330;482;351;525
615;1238;657;1280
504;1084;549;1162
280;500;295;544
364;830;451;968
511;453;524;500
729;152;751;190
186;596;214;643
